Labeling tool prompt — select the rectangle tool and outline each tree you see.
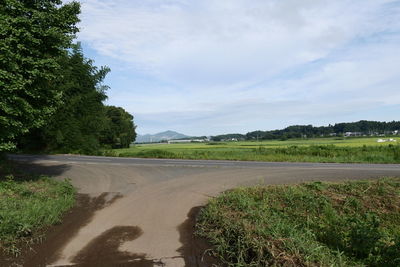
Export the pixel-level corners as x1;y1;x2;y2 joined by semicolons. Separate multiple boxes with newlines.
242;120;400;141
101;106;137;148
0;0;80;151
18;43;110;154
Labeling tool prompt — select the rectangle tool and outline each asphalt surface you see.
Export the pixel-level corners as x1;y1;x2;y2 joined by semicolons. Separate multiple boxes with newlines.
8;153;400;169
7;154;400;266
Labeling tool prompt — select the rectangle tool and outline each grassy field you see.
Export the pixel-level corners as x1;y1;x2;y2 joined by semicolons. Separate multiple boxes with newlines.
0;162;75;256
196;178;400;266
110;137;400;163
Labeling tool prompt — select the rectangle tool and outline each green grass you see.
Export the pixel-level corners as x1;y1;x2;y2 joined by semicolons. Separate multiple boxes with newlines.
196;178;400;266
0;162;76;256
109;137;400;163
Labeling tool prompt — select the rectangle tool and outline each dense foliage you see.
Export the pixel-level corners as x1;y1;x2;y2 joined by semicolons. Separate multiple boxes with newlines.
101;106;137;149
197;179;400;266
211;120;400;141
1;0;136;154
19;44;108;154
0;0;80;151
211;133;245;142
18;45;136;154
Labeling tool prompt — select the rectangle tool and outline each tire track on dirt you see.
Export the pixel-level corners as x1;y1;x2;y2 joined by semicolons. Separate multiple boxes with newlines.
6;156;400;266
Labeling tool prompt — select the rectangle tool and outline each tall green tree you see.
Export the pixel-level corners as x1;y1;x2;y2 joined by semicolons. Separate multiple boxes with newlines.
0;0;80;151
19;44;110;154
101;106;137;148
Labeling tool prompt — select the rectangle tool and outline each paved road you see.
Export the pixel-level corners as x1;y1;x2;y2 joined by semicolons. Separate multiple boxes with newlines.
9;153;400;169
8;154;400;266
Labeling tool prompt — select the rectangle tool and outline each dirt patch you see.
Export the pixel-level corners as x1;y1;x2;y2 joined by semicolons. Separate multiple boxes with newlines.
0;192;122;267
177;206;223;267
72;226;155;267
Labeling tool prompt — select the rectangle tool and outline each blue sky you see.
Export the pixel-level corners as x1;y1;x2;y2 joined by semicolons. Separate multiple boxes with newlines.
74;0;400;136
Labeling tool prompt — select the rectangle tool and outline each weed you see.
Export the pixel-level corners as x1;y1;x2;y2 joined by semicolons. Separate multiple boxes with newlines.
0;161;76;256
196;178;400;266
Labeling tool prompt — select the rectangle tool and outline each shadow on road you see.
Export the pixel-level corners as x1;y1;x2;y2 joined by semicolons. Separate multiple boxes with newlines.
12;161;71;178
177;206;222;267
72;226;156;267
0;193;123;267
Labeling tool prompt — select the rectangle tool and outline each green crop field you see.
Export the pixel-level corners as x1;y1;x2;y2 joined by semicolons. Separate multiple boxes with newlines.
108;137;400;163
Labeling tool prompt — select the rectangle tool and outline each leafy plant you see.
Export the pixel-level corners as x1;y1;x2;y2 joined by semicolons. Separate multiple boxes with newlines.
196;178;400;266
0;0;80;150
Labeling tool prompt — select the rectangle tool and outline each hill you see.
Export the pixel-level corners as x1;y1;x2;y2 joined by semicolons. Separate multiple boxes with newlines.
135;131;189;143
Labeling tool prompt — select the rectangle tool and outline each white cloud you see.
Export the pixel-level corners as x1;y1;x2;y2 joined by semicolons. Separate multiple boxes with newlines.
78;0;390;83
76;0;400;134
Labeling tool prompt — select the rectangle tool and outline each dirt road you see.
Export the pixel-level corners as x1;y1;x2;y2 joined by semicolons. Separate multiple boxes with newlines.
7;155;400;266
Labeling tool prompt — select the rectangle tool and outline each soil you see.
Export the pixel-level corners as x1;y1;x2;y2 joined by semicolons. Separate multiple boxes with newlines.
72;226;155;267
0;193;136;267
177;207;222;267
3;156;399;266
0;194;218;267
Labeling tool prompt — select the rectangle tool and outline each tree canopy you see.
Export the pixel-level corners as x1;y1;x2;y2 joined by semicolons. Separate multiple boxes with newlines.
0;0;80;150
18;45;137;154
2;0;137;154
101;106;137;149
212;120;400;141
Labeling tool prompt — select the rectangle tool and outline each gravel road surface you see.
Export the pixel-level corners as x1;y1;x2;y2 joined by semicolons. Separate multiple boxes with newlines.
7;154;400;266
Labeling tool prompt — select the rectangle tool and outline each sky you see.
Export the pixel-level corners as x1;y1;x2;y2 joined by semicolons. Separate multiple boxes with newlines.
74;0;400;136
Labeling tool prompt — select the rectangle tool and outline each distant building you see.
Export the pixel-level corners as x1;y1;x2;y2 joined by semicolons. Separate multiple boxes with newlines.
167;139;191;144
167;139;206;144
344;132;362;137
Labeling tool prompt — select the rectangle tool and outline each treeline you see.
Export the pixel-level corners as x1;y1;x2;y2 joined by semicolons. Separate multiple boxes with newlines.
1;0;136;154
212;120;400;141
18;44;136;153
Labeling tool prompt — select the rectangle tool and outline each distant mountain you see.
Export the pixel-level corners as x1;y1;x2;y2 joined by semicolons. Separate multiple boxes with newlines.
135;130;189;143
